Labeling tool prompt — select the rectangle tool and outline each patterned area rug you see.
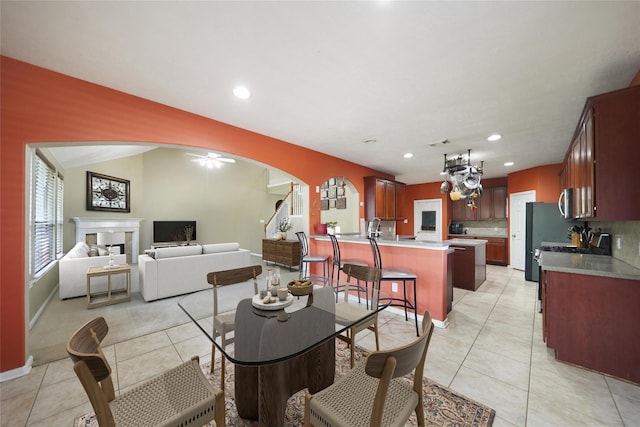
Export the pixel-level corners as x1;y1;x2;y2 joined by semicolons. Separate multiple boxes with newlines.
75;341;495;426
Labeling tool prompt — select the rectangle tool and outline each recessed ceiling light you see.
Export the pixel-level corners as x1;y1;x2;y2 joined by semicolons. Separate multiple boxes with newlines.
403;153;413;159
487;134;502;142
233;86;251;99
504;161;514;167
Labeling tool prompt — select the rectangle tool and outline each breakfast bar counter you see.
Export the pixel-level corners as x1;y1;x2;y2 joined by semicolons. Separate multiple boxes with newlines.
309;235;460;326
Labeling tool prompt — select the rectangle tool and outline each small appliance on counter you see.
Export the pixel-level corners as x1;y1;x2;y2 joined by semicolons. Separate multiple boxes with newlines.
449;223;463;234
591;233;611;255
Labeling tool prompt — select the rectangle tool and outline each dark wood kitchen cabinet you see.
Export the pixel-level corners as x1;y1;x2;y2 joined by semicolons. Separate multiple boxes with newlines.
542;269;640;384
477;186;507;220
364;176;406;221
449;243;486;291
562;85;640;221
485;237;507;266
449;235;507;266
451;199;476;221
451;186;507;222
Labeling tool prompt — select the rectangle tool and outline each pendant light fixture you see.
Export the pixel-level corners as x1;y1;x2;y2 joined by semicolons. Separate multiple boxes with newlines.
440;149;484;202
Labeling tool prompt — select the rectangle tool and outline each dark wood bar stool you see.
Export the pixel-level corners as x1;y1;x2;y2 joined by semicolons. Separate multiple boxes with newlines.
369;237;419;336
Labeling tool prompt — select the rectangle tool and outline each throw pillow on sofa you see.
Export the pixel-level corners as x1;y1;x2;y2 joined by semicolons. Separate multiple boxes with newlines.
67;242;90;258
154;245;203;259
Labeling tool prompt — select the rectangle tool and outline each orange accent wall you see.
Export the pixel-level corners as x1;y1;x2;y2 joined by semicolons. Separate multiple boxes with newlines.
0;56;390;373
397;182;448;236
508;164;562;203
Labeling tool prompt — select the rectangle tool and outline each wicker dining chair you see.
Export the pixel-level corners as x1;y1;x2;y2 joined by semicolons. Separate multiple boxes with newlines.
207;264;262;386
335;263;382;368
67;317;224;427
304;311;435;427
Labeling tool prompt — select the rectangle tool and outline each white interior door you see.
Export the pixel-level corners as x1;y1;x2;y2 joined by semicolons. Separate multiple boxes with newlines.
413;199;442;241
509;190;536;270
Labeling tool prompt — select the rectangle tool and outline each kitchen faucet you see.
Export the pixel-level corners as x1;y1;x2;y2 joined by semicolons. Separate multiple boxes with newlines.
368;217;382;238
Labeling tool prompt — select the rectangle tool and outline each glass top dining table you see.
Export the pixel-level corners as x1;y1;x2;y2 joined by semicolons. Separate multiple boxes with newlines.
177;276;390;366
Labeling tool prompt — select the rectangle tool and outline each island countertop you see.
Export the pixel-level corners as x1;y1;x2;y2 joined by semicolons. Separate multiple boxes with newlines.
541;252;640;280
310;234;486;250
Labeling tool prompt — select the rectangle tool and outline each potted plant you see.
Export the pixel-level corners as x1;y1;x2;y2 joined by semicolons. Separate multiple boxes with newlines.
277;217;292;240
325;221;338;235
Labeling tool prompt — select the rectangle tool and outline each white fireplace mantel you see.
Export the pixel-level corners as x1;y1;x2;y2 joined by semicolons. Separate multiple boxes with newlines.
72;217;143;263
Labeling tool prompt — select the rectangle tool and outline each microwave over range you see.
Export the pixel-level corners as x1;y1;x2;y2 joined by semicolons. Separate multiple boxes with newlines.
558;188;573;219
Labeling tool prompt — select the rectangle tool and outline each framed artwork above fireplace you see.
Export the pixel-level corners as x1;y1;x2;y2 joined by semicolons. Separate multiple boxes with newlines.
86;171;130;212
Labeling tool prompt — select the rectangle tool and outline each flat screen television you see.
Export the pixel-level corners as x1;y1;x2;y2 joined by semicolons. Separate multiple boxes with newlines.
153;220;196;243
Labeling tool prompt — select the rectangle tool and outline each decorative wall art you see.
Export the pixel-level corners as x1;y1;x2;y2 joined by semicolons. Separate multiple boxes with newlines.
86;171;130;212
320;176;348;211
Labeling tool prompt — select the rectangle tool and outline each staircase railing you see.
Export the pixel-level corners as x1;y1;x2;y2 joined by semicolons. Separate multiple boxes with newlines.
264;183;302;238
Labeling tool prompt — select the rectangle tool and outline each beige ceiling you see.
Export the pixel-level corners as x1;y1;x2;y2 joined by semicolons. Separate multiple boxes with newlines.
2;1;639;184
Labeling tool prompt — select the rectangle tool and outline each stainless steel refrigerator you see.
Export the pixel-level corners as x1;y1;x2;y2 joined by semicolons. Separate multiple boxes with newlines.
524;202;581;282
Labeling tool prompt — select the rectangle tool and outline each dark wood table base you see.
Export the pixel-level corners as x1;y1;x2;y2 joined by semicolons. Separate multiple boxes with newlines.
235;338;335;426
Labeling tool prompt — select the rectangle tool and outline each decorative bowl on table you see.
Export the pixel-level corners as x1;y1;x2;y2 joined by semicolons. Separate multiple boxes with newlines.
287;280;313;296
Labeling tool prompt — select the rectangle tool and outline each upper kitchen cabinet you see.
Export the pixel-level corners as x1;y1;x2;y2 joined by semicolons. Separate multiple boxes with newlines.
478;186;507;220
364;176;406;220
451;186;507;221
563;85;639;221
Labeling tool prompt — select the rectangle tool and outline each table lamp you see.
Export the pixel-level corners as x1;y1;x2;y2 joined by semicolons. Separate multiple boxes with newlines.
97;231;125;269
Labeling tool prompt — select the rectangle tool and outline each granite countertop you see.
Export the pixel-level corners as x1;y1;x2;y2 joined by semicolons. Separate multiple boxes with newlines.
448;233;509;239
311;234;450;250
447;238;487;247
541;252;640;281
310;234;487;250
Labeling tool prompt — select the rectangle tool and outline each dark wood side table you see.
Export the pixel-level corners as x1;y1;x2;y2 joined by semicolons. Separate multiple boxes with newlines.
262;238;301;270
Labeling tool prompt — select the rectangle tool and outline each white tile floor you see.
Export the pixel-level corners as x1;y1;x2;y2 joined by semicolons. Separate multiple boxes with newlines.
2;265;639;426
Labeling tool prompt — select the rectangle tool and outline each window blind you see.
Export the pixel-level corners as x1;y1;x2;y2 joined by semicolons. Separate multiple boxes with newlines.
33;151;57;274
56;172;64;257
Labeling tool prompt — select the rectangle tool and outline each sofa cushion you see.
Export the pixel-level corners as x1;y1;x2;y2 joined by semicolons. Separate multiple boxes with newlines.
66;242;90;258
154;245;203;259
202;242;240;254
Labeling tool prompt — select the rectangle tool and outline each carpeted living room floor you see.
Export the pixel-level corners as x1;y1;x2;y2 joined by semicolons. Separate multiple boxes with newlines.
2;257;639;426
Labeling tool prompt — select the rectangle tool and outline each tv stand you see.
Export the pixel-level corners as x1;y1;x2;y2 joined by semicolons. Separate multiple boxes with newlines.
151;241;199;249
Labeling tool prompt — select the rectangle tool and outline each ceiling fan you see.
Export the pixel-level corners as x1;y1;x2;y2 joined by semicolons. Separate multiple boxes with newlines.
186;152;236;168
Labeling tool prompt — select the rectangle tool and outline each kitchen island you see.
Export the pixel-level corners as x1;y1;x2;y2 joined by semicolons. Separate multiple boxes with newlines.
541;252;640;384
448;239;487;291
308;235;481;327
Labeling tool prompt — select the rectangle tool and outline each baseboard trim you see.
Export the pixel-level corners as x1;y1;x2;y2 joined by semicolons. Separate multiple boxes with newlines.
0;356;33;382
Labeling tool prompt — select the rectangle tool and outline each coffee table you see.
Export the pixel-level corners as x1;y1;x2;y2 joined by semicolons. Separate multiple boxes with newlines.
178;278;389;426
86;263;131;309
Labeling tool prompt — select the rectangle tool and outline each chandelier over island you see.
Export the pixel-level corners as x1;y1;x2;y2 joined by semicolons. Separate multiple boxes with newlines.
440;149;484;205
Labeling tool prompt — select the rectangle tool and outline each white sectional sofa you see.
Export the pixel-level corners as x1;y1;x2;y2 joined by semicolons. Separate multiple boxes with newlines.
59;242;127;299
138;242;251;301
